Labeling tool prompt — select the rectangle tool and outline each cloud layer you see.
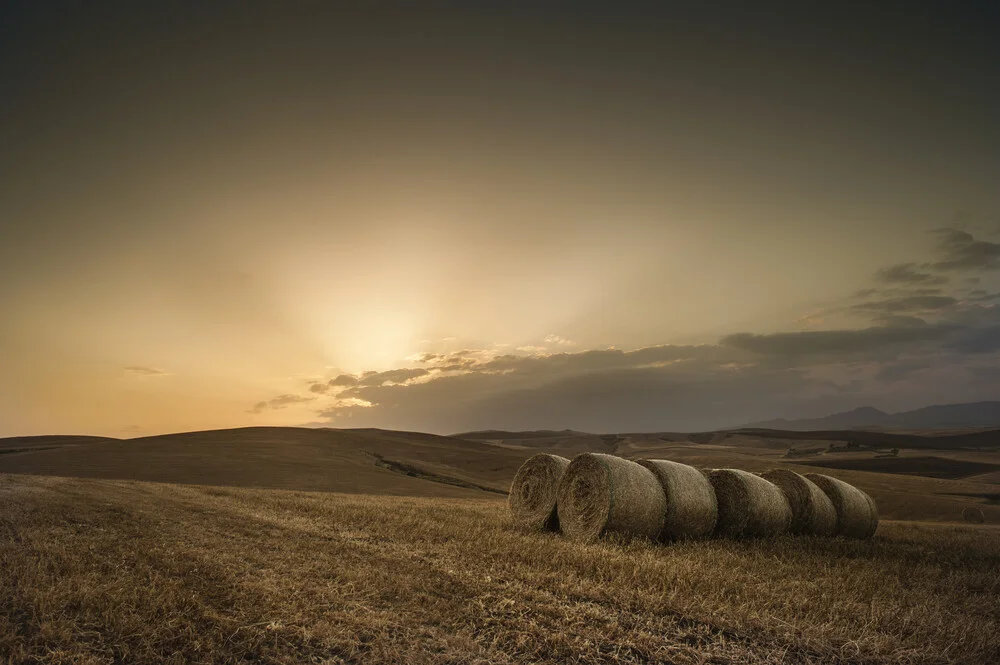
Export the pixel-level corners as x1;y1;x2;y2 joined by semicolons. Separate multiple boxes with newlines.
250;228;1000;432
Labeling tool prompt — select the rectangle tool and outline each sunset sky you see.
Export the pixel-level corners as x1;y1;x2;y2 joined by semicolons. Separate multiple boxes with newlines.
2;3;999;437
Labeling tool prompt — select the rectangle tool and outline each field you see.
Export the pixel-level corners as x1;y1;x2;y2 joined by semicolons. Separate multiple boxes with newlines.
2;426;1000;663
3;474;999;665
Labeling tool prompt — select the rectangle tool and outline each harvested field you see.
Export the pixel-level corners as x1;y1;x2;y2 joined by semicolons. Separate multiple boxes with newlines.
796;456;1000;479
1;474;998;664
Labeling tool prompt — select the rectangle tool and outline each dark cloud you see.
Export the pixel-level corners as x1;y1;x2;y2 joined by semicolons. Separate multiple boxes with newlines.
968;365;1000;381
946;325;1000;354
319;362;847;433
304;311;999;432
875;361;929;383
721;324;956;358
851;295;957;315
929;228;1000;271
967;291;1000;302
308;382;330;394
247;393;314;414
875;263;948;285
870;315;928;328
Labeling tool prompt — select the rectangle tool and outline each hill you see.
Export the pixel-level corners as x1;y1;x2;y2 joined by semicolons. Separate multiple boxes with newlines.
2;425;999;524
454;429;592;440
745;401;1000;430
0;426;527;497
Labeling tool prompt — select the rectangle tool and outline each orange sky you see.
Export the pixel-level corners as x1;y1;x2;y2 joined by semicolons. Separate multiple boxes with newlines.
2;4;999;436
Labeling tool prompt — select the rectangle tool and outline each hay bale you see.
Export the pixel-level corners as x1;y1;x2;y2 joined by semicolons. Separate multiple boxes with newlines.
508;454;571;531
760;469;837;536
707;469;791;538
962;506;986;524
805;473;878;539
556;453;666;543
637;459;717;540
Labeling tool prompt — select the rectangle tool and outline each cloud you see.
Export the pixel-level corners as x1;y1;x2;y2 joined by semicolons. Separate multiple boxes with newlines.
721;324;956;358
357;368;430;386
124;365;169;376
946;325;1000;354
874;361;929;383
875;263;948;285
929;228;1000;271
967;291;1000;303
247;393;315;414
276;229;1000;432
870;315;928;328
308;374;362;393
850;295;957;315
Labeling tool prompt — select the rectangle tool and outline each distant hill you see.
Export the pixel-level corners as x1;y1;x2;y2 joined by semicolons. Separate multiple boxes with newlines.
744;402;1000;431
455;429;592;440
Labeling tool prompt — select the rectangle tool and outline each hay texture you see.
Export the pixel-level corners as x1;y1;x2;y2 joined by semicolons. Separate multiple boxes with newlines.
637;459;717;540
707;469;791;538
556;453;666;543
760;469;837;536
805;473;878;539
962;506;986;524
508;454;571;531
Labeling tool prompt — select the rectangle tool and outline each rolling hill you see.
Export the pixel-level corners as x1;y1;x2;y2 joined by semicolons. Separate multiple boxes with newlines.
745;401;1000;430
2;424;999;524
0;427;527;498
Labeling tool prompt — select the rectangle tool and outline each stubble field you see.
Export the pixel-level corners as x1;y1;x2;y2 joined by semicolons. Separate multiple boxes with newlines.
2;473;998;665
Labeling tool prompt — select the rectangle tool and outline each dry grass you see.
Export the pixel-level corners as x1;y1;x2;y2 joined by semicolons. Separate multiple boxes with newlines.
2;473;999;664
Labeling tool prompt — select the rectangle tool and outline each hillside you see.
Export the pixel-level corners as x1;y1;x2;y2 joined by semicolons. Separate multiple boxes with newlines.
0;427;526;497
2;425;999;524
455;429;593;440
746;401;1000;430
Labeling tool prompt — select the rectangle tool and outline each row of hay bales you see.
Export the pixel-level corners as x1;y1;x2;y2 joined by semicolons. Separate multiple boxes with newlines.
509;453;878;543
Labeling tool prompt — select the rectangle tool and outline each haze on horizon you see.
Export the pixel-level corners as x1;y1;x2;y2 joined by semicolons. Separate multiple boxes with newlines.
1;2;999;437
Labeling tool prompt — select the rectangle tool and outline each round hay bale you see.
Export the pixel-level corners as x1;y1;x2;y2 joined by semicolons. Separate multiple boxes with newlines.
805;473;878;539
863;491;879;535
556;453;666;543
707;469;791;538
637;459;717;540
760;469;836;536
509;454;571;531
962;506;985;524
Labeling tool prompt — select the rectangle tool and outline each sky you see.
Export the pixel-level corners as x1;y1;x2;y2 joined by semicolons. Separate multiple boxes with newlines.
1;2;999;437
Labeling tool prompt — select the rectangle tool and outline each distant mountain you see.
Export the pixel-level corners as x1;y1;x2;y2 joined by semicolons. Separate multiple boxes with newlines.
744;401;1000;431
